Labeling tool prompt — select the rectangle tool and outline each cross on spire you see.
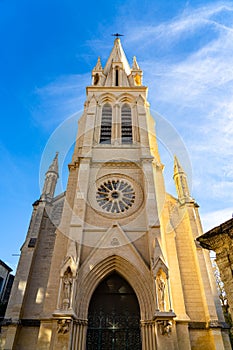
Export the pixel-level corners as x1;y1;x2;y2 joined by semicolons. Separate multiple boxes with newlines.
111;33;124;38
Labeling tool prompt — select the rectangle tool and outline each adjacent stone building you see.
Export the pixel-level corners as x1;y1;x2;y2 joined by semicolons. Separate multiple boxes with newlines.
0;261;14;320
197;218;233;320
0;39;231;349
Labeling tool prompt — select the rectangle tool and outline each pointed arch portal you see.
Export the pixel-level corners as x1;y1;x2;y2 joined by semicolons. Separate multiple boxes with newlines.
86;272;142;350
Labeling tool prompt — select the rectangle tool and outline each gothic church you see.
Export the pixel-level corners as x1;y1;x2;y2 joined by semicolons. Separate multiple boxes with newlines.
1;39;231;350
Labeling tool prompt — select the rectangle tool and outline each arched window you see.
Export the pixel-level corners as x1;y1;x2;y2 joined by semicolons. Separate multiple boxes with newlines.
115;68;119;86
121;104;132;144
100;103;112;144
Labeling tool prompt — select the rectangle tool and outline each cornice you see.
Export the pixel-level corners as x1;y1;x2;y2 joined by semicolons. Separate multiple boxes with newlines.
86;86;148;93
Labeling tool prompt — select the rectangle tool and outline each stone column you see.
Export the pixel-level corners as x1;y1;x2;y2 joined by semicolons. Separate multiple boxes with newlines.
93;103;101;144
70;319;88;350
113;103;120;144
132;102;139;143
141;320;157;350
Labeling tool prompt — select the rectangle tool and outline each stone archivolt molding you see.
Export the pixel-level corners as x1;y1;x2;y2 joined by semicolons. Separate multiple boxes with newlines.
74;254;155;321
97;92;136;105
88;92;146;107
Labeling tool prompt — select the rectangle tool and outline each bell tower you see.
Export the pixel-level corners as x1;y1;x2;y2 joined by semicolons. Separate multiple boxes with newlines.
1;38;231;350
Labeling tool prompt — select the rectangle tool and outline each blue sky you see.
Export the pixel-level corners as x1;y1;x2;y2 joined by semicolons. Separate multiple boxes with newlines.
1;0;233;272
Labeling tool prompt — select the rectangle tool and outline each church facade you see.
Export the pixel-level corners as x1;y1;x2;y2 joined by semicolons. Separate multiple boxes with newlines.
0;39;231;350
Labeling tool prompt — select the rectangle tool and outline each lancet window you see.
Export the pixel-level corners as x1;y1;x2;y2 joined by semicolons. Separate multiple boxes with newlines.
100;103;112;144
121;104;133;144
115;68;119;86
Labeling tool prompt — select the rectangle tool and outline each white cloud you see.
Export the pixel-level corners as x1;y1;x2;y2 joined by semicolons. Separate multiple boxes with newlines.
32;73;90;130
124;3;233;48
201;207;233;232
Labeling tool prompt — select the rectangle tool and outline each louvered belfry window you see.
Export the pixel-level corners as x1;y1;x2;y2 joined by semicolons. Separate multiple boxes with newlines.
100;103;112;144
121;104;133;144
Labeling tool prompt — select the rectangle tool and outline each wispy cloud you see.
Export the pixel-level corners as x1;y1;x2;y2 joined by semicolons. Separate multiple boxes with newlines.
124;3;233;48
201;207;233;231
32;73;90;130
122;2;233;219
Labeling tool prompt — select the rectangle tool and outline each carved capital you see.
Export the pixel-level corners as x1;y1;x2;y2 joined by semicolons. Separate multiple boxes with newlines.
140;319;155;327
74;319;88;326
57;319;71;334
154;310;176;336
157;320;172;336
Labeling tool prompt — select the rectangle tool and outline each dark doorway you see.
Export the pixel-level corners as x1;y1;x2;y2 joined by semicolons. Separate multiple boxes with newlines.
86;273;142;350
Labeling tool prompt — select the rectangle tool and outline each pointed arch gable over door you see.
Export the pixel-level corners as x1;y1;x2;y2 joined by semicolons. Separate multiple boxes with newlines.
75;255;155;321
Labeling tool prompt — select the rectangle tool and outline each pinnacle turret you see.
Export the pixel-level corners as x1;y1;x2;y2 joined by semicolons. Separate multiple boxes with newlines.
173;156;193;204
41;152;59;201
47;152;59;175
131;56;143;86
174;156;183;176
92;56;104;86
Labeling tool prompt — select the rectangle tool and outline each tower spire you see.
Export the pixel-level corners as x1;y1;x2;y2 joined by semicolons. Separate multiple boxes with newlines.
173;155;193;204
91;38;144;87
41;152;59;201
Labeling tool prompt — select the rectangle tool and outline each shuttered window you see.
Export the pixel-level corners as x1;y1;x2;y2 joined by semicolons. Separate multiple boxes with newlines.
100;104;112;144
121;104;132;144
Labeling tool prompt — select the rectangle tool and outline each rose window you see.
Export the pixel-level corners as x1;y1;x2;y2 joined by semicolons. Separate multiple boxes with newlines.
96;179;135;213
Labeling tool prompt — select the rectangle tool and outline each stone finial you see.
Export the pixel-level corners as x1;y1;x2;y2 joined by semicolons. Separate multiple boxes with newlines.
132;56;140;70
93;57;103;71
47;152;59;175
173;155;183;176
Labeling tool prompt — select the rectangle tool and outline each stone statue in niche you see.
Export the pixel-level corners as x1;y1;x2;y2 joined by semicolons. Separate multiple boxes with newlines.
157;274;166;311
62;267;73;310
